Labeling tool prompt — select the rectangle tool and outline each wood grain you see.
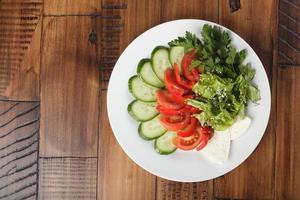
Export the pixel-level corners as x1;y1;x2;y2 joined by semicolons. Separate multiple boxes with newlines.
98;91;156;200
157;1;218;200
275;67;300;200
160;0;218;23
100;0;161;89
44;0;101;15
39;158;97;199
278;0;300;65
0;101;39;200
99;0;126;89
157;179;213;200
98;1;163;199
0;0;42;100
40;16;99;157
214;0;277;199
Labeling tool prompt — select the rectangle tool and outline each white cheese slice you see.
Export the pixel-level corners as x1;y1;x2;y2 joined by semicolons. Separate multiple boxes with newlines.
229;116;251;140
201;129;231;164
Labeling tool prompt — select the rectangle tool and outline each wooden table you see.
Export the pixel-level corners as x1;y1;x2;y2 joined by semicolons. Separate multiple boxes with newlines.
0;0;299;199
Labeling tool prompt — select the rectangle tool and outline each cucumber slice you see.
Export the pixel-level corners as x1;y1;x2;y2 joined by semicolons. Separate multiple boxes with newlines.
128;75;158;102
128;100;158;122
154;131;177;155
169;46;184;71
138;115;166;140
151;46;172;81
137;59;164;88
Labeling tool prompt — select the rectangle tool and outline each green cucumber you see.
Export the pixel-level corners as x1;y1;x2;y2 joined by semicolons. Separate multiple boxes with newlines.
128;75;158;102
138;115;166;140
151;46;172;81
137;59;164;88
154;131;177;155
128;100;158;122
169;46;184;72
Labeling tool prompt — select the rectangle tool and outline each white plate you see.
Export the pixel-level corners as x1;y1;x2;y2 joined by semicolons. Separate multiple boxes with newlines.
107;19;271;182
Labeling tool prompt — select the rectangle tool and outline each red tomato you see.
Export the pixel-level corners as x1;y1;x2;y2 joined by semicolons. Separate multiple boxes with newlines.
191;69;199;80
196;135;208;151
172;93;195;104
173;63;195;89
160;112;190;131
184;105;201;114
177;117;198;137
202;126;214;139
181;49;199;81
164;68;187;95
173;126;202;151
156;105;182;115
156;90;184;110
195;126;213;151
157;105;200;115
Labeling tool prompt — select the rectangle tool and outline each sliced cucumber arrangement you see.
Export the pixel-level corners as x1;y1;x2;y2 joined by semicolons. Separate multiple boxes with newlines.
138;115;167;140
137;59;164;88
154;131;177;155
169;46;184;71
128;100;158;122
151;46;172;81
128;75;158;102
128;45;180;155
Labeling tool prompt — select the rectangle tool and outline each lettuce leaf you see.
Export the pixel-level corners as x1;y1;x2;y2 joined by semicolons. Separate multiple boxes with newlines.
188;73;260;131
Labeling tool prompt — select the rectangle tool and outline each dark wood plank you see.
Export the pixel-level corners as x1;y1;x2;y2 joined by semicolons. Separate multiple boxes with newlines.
278;0;300;65
40;16;99;157
0;0;42;100
98;91;156;200
214;0;277;199
44;0;101;15
0;101;39;200
156;1;218;200
275;67;300;200
39;158;97;199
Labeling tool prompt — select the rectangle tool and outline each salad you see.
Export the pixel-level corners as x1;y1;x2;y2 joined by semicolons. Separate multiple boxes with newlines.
128;24;260;163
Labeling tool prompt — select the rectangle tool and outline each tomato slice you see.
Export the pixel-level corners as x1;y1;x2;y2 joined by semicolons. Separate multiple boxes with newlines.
172;93;195;104
184;105;201;114
156;90;184;110
156;105;182;115
195;126;213;151
173;127;202;151
191;69;199;80
177;117;198;137
181;49;199;81
164;68;187;95
160;112;190;131
173;63;195;89
202;126;214;139
196;135;208;151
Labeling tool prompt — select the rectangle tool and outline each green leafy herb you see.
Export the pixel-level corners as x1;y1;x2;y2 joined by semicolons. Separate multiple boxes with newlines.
168;31;202;53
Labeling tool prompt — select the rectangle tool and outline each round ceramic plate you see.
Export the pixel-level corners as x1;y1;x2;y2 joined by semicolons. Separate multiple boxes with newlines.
107;19;271;182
